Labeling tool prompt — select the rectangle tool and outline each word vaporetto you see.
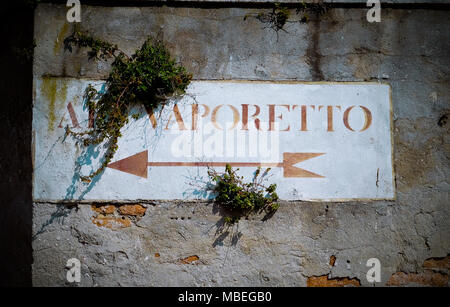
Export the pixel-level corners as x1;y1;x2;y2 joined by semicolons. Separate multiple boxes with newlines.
147;103;373;132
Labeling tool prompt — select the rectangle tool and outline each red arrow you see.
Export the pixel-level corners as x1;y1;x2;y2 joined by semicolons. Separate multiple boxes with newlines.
107;151;325;178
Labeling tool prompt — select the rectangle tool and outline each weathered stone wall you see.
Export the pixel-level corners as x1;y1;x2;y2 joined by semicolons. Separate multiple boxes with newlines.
32;2;450;286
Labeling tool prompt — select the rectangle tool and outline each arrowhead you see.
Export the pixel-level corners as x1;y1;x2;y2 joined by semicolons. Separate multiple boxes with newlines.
283;152;325;178
107;150;148;178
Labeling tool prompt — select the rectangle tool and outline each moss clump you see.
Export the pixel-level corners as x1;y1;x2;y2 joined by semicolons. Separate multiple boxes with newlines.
245;2;330;33
208;165;280;224
259;3;291;33
245;3;291;33
64;27;192;182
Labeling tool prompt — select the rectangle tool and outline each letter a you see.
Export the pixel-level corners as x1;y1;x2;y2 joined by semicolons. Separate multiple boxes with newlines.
366;258;381;283
67;0;81;23
367;0;381;23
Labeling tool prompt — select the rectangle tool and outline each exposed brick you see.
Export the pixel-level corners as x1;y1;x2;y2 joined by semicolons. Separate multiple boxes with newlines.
423;256;450;270
91;204;115;215
180;255;200;265
92;215;131;229
329;255;336;267
386;271;448;287
307;275;360;287
118;204;147;216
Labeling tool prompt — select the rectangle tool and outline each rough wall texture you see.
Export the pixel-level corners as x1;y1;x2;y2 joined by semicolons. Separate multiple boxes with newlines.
32;3;450;286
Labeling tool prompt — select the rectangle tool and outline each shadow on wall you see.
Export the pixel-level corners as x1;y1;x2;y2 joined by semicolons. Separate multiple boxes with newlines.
0;1;34;286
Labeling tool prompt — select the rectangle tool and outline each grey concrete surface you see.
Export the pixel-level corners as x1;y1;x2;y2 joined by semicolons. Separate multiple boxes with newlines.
32;3;449;286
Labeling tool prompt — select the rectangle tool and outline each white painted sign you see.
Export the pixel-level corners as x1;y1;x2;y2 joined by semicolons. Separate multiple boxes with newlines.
33;78;394;201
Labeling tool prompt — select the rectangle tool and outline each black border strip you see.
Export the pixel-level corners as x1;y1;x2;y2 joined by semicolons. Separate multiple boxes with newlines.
41;0;450;10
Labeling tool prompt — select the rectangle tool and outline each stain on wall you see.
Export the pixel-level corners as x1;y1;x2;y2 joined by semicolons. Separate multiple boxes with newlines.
41;77;68;131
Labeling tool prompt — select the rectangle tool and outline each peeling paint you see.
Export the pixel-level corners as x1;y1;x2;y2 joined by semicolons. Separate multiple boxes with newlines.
91;204;115;215
118;205;147;217
307;275;361;287
92;215;132;229
423;255;450;270
180;255;200;265
329;255;336;267
386;271;448;287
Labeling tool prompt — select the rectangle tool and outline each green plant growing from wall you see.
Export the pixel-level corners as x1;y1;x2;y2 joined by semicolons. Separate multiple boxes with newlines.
64;27;192;182
208;165;280;225
294;1;330;23
245;3;291;34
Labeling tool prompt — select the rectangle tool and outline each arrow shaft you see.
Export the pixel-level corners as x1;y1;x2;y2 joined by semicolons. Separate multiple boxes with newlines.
147;162;283;168
107;150;325;178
